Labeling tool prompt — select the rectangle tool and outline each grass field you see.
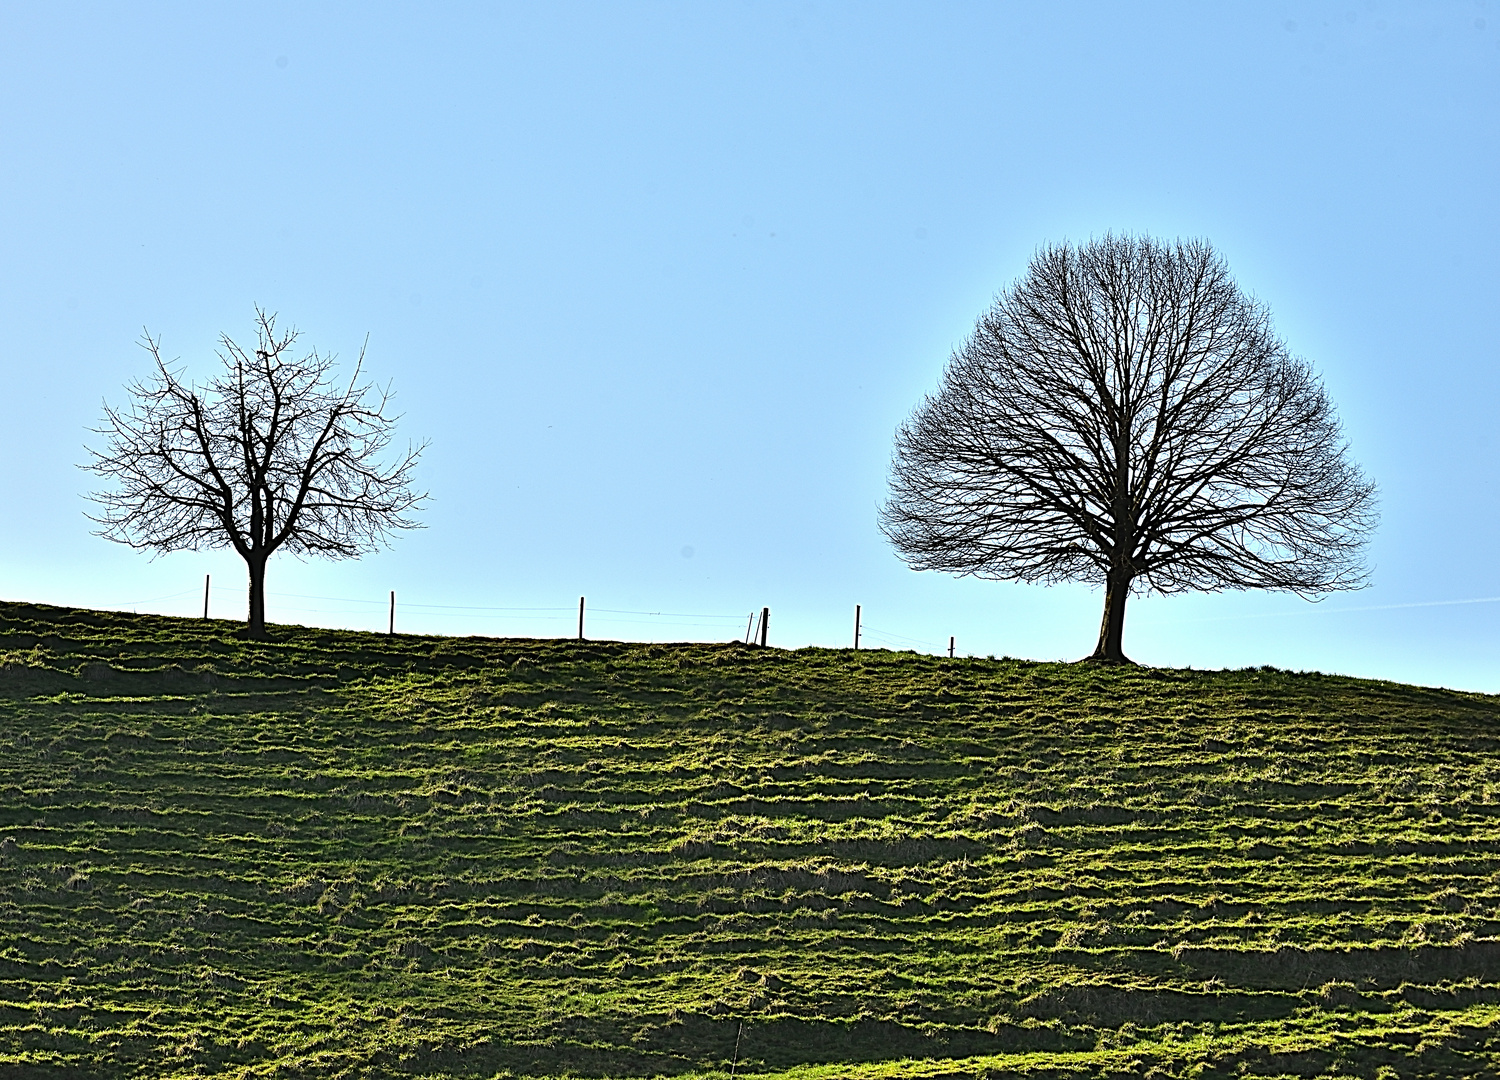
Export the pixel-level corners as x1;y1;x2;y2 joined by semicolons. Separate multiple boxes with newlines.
1;599;1499;1078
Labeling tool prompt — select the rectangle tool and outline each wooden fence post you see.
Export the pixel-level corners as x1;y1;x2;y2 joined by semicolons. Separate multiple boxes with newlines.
203;575;210;620
854;604;861;650
949;635;955;658
578;596;585;640
389;591;395;635
759;606;769;648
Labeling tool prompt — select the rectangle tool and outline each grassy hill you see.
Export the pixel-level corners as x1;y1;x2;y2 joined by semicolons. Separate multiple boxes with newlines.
1;600;1498;1078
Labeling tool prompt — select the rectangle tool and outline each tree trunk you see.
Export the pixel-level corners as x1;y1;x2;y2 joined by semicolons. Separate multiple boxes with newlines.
246;554;267;639
1088;567;1133;663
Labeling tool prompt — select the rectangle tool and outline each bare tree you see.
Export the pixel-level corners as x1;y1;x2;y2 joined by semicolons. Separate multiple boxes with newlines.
86;308;427;638
881;235;1377;663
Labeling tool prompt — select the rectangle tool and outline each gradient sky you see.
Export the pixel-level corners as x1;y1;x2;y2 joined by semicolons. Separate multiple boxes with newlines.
2;1;1498;690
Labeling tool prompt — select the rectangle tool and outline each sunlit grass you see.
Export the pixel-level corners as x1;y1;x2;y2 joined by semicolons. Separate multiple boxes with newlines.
1;600;1498;1077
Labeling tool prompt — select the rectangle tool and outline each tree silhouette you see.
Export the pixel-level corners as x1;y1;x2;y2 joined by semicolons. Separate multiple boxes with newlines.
882;235;1377;662
87;308;427;637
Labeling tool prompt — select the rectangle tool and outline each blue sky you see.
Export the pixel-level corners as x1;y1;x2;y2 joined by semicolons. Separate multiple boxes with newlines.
2;2;1498;690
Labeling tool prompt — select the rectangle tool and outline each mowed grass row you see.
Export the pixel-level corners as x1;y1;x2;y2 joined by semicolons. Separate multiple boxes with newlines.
1;600;1499;1078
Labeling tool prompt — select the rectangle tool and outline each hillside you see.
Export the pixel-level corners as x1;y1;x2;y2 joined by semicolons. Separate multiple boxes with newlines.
0;600;1498;1078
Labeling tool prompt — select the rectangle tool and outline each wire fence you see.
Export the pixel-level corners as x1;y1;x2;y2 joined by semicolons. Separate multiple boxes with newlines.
859;624;947;651
98;582;966;655
94;579;1500;659
119;584;763;645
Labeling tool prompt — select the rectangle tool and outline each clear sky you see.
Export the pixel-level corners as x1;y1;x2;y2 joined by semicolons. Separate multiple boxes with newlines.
2;2;1497;690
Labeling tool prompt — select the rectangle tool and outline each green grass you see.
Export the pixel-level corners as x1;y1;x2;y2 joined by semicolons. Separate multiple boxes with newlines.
1;599;1499;1078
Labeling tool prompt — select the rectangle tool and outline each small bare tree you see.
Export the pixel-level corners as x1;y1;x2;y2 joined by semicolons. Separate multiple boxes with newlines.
86;308;427;638
881;235;1377;663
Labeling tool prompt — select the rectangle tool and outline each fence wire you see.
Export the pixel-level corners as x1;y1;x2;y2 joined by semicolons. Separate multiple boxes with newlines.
89;577;1500;658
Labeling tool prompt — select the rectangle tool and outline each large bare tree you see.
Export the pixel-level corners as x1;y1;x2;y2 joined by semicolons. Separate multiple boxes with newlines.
87;308;427;638
881;235;1377;663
